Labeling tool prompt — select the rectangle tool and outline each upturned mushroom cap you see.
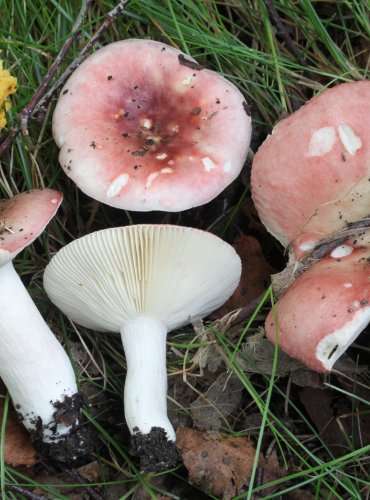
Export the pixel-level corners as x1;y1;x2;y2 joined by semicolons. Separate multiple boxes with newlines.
251;81;370;257
43;225;241;331
265;234;370;372
52;39;251;212
0;189;63;266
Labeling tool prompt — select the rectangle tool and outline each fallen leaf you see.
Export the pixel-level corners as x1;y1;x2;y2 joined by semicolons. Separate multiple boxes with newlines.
237;329;304;376
77;460;101;482
0;386;36;466
176;427;255;500
191;318;223;374
216;235;275;316
290;369;323;388
190;373;243;431
257;449;286;496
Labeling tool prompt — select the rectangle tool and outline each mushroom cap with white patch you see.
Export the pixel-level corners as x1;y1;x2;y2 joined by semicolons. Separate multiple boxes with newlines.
43;225;242;332
0;189;63;267
265;233;370;372
52;39;251;212
251;81;370;257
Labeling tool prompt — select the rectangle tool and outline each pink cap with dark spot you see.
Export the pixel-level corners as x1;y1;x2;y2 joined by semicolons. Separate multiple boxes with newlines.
52;39;252;212
0;189;62;265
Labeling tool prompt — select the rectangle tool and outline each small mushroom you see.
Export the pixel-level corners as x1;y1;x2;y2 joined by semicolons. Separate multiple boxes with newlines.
0;190;84;453
52;39;252;212
44;225;241;469
251;81;370;259
265;235;370;372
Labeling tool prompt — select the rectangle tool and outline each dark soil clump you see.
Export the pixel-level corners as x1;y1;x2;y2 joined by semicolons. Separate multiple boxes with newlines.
131;426;180;471
29;393;94;465
36;424;95;465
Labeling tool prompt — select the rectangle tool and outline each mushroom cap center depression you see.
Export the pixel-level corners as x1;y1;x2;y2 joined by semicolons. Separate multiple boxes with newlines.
106;78;209;180
53;41;250;211
65;74;231;193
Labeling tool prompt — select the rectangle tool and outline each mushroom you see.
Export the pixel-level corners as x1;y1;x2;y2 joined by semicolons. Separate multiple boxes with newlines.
0;189;83;454
43;224;241;469
265;234;370;372
52;39;252;212
251;81;370;260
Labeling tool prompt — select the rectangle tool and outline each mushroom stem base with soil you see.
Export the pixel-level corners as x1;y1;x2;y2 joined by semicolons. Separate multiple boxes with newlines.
121;316;179;470
0;261;80;444
43;224;243;469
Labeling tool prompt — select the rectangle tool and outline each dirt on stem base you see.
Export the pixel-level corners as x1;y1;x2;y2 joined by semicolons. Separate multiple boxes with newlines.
131;426;180;471
23;393;94;465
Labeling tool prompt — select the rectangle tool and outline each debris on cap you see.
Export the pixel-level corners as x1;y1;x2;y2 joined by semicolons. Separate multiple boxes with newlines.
266;233;370;372
53;39;252;212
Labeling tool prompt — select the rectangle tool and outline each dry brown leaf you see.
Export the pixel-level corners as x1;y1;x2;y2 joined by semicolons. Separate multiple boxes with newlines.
191;318;223;373
190;373;243;431
0;389;36;466
290;369;323;388
216;234;275;317
237;329;304;376
257;449;286;497
77;460;101;482
176;427;255;500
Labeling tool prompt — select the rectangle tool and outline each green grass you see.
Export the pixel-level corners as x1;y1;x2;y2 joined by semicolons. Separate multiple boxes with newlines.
0;0;369;498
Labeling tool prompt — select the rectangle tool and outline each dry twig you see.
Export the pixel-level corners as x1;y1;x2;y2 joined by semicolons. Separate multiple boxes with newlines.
264;0;316;81
6;485;47;500
0;0;130;158
217;216;370;330
34;1;130;118
0;1;92;156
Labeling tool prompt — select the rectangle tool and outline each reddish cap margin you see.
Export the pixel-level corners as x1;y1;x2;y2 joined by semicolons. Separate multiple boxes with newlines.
0;189;62;265
265;238;370;372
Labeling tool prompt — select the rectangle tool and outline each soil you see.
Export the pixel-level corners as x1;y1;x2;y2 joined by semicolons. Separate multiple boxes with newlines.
130;426;180;471
36;424;95;465
28;393;95;465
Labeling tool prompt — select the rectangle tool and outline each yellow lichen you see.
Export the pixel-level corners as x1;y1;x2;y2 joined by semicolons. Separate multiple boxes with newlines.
0;60;17;130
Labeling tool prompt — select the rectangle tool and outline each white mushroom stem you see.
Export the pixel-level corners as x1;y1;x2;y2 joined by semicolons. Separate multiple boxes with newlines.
120;316;176;441
0;261;78;442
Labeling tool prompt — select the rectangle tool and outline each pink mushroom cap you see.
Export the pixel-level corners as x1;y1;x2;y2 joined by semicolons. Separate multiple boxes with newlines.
0;189;62;265
52;39;251;212
251;81;370;258
265;234;370;372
